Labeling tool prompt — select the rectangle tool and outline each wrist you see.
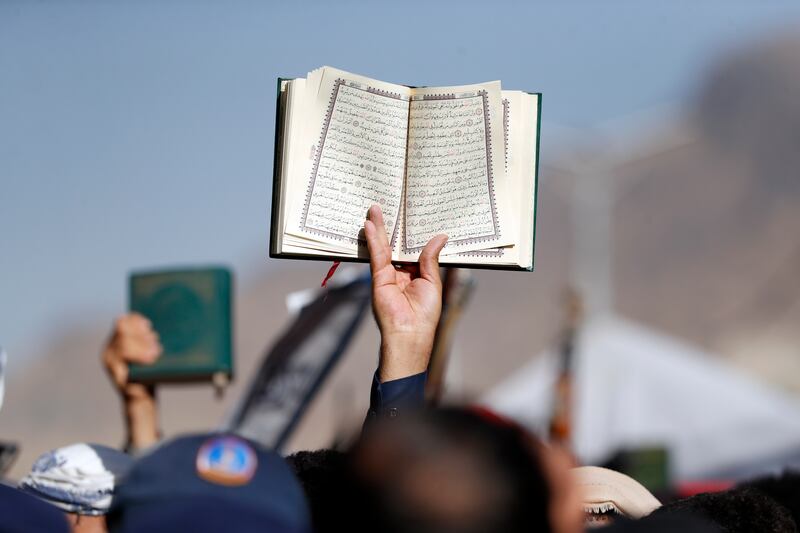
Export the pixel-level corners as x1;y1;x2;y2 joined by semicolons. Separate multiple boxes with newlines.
124;390;160;449
121;382;153;401
379;332;435;382
124;391;155;410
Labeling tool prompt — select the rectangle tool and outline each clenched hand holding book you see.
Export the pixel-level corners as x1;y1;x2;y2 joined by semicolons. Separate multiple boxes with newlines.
270;66;541;271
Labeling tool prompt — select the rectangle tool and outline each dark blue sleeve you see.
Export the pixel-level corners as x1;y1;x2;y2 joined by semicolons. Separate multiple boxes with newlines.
364;370;427;427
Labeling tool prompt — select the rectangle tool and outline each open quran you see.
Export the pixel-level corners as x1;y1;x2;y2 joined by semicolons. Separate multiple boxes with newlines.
270;66;541;270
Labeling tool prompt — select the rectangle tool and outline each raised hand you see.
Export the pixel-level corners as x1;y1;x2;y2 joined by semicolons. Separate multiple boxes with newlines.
363;204;448;382
102;313;161;399
101;313;162;449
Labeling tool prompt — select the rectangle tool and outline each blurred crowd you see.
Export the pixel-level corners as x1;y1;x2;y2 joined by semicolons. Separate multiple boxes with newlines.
2;206;798;533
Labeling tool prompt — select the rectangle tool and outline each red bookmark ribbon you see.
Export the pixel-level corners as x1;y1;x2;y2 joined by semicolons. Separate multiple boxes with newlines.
321;261;341;288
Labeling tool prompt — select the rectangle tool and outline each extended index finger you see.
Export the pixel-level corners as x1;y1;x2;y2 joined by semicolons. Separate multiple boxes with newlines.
364;204;392;273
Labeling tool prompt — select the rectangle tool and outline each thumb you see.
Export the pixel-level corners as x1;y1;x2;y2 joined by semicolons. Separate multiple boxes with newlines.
105;353;129;390
419;234;448;284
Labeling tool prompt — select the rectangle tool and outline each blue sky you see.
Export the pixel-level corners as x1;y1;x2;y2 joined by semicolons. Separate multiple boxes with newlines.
2;0;800;368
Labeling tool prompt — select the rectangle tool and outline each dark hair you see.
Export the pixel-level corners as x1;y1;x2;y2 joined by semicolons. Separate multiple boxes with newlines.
604;512;724;533
652;486;797;533
284;449;347;531
740;470;800;527
343;407;552;533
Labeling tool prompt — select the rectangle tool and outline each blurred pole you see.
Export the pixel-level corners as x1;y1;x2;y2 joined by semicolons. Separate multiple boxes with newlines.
425;268;475;405
548;287;583;451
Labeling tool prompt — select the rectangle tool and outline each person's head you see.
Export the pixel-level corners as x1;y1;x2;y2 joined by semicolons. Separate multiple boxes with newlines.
285;449;347;531
344;406;583;533
19;443;133;533
740;470;800;527
107;433;311;533
652;486;797;533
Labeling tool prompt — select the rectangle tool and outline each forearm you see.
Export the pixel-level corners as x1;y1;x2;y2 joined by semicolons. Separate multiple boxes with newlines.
123;393;160;452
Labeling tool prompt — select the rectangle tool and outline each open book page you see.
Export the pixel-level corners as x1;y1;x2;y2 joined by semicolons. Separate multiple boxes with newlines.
444;92;523;265
285;67;411;256
397;81;513;261
278;70;343;257
279;72;352;258
442;91;539;268
274;78;306;253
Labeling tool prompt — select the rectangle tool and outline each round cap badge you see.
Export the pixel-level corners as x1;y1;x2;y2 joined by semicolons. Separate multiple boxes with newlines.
196;436;258;486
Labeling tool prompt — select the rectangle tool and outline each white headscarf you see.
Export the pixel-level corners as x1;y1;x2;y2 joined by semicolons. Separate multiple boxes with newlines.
19;443;133;515
573;466;662;519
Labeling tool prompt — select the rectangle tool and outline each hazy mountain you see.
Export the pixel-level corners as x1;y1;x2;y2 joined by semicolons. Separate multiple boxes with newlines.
614;32;800;386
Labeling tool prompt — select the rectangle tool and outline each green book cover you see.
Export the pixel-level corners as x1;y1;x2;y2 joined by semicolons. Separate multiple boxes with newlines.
128;267;233;383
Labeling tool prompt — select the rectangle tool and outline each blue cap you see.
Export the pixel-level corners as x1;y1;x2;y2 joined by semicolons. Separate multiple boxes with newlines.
108;433;311;533
0;483;69;532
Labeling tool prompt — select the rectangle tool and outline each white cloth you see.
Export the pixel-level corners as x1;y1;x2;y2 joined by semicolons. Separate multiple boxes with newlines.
19;443;132;515
572;466;661;518
483;315;800;480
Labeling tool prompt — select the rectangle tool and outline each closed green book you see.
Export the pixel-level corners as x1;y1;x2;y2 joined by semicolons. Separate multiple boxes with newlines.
128;267;233;384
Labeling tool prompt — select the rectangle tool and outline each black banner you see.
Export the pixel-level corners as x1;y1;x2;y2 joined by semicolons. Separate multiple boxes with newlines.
226;274;370;450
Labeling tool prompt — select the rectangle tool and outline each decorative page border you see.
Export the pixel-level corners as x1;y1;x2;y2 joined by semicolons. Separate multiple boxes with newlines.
300;78;406;249
403;90;501;254
454;99;510;259
452;99;510;260
502;98;509;171
454;248;506;258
